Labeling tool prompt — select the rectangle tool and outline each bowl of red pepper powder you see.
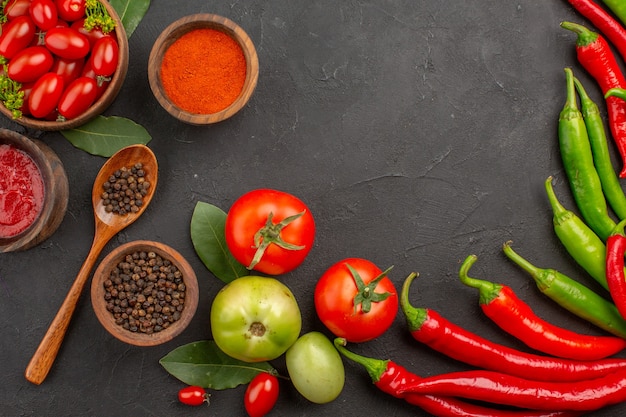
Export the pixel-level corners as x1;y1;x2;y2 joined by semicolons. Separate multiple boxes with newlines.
0;128;69;252
148;14;259;125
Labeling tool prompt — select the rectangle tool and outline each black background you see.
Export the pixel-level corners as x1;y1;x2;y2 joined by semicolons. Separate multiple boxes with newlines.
2;0;625;415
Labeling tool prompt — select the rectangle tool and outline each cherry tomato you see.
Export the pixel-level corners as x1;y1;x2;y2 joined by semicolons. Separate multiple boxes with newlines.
225;189;315;275
28;72;64;118
4;0;32;21
177;385;209;407
0;15;36;59
80;58;109;100
244;372;279;417
55;0;85;22
7;46;54;83
314;258;398;343
71;18;106;48
51;56;84;85
57;76;97;119
44;27;89;60
29;0;58;31
89;36;118;77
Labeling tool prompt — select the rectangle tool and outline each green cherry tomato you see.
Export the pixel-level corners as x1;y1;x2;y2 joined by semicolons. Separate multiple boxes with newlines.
285;331;345;404
210;276;302;362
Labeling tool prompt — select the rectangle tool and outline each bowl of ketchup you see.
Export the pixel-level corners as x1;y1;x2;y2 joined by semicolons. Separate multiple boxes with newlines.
0;129;69;252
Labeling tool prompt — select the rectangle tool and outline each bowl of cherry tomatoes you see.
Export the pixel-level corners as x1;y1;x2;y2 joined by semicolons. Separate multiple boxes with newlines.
0;0;129;131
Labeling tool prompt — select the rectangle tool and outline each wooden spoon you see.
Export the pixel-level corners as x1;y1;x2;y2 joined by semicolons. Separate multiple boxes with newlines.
24;144;158;385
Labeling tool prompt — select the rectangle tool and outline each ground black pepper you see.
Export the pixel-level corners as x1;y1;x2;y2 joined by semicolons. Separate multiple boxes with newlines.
103;250;186;334
101;163;151;215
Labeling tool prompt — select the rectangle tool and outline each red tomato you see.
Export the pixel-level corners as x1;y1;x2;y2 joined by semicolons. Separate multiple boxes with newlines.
71;18;106;48
225;189;315;275
28;72;64;118
80;58;108;99
89;36;118;77
29;0;58;31
44;27;89;59
177;386;209;407
4;0;32;21
0;15;36;59
314;258;398;343
244;373;279;417
55;0;85;22
57;76;97;119
7;46;54;83
51;56;84;85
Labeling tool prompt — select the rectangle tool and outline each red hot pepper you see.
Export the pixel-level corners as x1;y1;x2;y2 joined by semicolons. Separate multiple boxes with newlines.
606;219;626;319
459;254;626;360
400;272;626;382
561;21;626;177
333;338;581;417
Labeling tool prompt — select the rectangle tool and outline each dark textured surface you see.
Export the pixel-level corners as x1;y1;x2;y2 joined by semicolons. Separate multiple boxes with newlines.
2;0;625;415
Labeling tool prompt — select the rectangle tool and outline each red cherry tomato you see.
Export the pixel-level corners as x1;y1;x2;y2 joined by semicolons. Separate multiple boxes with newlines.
4;0;32;21
71;18;106;48
314;258;399;343
7;46;54;83
51;56;84;85
57;76;97;119
88;36;118;77
29;0;58;31
177;386;209;407
44;27;89;60
55;0;85;22
28;72;64;118
81;58;109;100
0;15;36;59
225;189;316;275
244;373;279;417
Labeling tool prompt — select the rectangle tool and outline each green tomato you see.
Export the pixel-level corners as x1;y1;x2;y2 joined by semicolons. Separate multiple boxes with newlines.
210;276;302;362
285;331;345;404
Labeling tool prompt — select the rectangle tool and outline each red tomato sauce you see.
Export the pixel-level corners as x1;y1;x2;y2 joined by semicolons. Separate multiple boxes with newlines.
0;143;45;238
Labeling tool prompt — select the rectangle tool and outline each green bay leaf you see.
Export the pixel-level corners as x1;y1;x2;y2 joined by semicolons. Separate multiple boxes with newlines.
61;115;151;157
109;0;151;38
159;340;276;390
190;201;248;284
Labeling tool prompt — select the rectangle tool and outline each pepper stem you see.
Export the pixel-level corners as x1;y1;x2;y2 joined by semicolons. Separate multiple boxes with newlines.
544;176;569;221
605;88;626;101
458;255;501;305
248;210;307;270
610;218;626;236
347;263;394;314
399;272;429;333
502;241;554;292
560;21;599;47
333;338;389;383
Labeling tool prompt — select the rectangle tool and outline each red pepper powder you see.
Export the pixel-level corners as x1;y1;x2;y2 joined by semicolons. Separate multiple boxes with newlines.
160;28;247;114
0;143;45;238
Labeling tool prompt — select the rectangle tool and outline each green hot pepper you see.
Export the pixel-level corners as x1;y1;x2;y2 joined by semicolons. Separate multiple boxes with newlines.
502;241;626;339
559;67;616;241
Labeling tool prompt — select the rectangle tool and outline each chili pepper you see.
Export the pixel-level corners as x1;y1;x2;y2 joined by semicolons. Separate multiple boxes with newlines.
502;240;626;338
402;367;626;412
557;66;616;241
400;272;626;382
561;21;626;179
600;0;626;29
606;219;626;319
459;254;626;360
333;338;581;417
574;77;626;220
544;176;609;290
566;0;626;62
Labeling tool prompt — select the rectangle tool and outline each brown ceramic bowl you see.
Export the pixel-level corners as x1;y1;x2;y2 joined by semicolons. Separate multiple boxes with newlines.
0;0;129;131
0;128;69;252
148;13;259;125
91;240;199;347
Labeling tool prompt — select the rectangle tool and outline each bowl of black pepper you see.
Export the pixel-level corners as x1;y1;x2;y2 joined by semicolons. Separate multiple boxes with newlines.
90;240;199;347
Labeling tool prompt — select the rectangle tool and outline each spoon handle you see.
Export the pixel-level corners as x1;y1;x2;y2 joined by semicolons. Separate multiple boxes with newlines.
24;234;110;385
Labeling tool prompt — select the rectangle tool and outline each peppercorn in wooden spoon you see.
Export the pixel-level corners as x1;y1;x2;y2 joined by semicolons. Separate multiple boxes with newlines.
24;144;158;385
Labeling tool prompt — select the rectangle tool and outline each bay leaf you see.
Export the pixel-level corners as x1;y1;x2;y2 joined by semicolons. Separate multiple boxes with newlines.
61;115;152;157
160;340;276;390
190;201;248;284
109;0;151;38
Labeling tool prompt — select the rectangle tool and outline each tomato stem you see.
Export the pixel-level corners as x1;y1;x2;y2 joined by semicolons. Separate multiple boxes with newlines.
248;210;307;270
347;263;394;314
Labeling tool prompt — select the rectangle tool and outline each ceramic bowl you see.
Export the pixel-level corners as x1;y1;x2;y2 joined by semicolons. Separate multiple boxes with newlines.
91;240;199;347
148;13;259;125
0;128;69;252
0;0;129;131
